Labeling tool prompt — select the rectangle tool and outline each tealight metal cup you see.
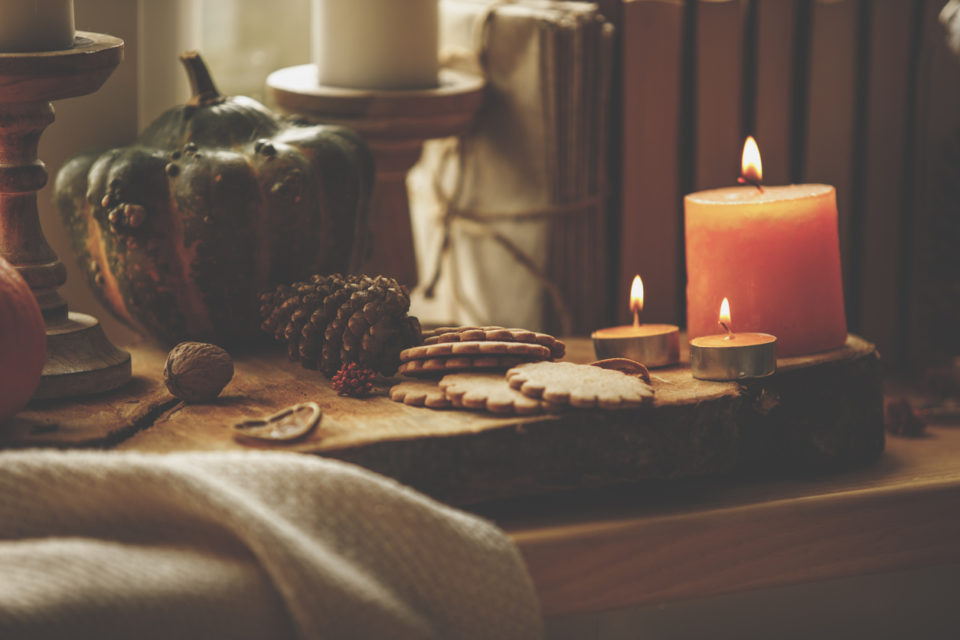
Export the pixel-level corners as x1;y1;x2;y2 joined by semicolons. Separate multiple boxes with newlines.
591;325;680;368
689;333;777;381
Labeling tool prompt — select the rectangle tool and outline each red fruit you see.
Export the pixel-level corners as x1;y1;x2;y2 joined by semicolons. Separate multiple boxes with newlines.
0;257;46;423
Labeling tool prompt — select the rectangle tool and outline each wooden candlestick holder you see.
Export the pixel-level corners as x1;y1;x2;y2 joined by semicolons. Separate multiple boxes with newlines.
0;32;130;399
266;65;485;287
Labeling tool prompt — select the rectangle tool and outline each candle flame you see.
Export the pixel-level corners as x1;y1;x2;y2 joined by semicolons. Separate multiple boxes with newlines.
719;297;732;337
630;275;643;327
740;136;763;186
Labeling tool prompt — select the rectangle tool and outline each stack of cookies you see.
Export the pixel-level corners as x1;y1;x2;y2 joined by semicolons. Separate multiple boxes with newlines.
390;326;654;415
397;326;565;377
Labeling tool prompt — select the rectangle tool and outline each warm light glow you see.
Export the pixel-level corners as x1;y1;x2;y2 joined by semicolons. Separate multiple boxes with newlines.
719;297;731;334
630;275;643;327
741;136;762;184
630;276;644;313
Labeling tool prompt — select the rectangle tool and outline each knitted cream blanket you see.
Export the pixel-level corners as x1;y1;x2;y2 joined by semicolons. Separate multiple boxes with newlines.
0;450;542;639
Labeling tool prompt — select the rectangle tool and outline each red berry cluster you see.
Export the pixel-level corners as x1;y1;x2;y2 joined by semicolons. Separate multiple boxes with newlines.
331;361;376;397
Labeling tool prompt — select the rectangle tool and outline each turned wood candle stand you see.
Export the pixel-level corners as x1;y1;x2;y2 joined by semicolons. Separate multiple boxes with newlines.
266;65;486;287
0;32;130;399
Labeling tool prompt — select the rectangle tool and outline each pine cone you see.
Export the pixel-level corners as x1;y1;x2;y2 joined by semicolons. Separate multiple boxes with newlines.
297;274;361;366
259;273;421;376
329;275;411;376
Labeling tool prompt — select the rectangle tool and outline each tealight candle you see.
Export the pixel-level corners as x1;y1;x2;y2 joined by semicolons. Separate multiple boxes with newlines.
592;275;680;368
0;0;75;52
689;297;776;381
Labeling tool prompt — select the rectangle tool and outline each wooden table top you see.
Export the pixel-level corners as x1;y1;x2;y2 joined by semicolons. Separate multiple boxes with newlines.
488;419;960;616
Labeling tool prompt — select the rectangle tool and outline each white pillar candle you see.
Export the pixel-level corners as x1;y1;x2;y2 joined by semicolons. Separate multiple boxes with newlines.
312;0;438;90
0;0;75;52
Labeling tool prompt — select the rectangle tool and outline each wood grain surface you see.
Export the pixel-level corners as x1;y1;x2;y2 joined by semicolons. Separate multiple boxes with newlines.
109;339;746;504
495;424;960;616
0;346;170;448
0;32;123;103
0;336;883;505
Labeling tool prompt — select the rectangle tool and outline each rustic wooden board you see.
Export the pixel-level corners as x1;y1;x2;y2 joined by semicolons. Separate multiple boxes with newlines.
0;335;883;504
109;338;747;505
0;347;172;448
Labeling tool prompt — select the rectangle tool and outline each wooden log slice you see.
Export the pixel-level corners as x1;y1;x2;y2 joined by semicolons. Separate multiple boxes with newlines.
738;334;884;471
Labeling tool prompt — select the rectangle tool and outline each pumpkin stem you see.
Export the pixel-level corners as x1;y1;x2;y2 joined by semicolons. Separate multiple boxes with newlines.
179;51;226;107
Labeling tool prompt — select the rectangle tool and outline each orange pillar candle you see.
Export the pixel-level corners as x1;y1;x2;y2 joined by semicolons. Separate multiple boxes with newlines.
684;138;847;357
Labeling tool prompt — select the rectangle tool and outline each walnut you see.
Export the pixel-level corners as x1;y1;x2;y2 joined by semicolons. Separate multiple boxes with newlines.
163;342;234;402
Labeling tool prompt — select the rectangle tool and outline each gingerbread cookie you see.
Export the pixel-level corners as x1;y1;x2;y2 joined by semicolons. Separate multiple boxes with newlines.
422;326;565;359
439;373;546;415
389;380;452;408
398;355;535;377
399;340;550;363
506;361;654;409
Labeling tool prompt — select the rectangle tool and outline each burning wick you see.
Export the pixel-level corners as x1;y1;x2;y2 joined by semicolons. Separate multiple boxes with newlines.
719;297;733;340
737;175;764;193
630;275;643;329
739;135;764;193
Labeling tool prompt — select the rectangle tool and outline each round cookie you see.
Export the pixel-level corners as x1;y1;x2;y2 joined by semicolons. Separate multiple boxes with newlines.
421;326;566;359
399;340;551;363
389;380;452;408
506;361;655;409
440;373;546;415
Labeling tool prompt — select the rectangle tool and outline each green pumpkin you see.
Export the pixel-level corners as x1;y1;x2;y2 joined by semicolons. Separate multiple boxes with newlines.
55;52;373;345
